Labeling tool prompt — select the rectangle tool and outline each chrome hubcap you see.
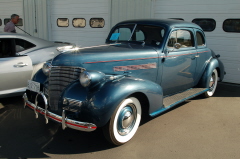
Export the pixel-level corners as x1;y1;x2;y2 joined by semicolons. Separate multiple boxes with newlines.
117;104;136;136
209;73;216;90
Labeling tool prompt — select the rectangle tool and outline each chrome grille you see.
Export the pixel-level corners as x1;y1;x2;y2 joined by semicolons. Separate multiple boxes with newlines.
48;66;84;110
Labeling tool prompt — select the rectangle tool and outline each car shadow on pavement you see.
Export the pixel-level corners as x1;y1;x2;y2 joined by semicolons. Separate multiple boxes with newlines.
0;82;239;158
0;96;114;158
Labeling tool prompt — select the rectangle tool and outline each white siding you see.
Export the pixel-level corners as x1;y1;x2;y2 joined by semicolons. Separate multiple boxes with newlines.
23;0;48;40
154;0;240;84
0;0;24;33
47;0;111;47
111;0;153;27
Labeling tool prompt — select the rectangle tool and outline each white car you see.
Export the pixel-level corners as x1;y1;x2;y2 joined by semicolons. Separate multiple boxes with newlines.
0;33;74;98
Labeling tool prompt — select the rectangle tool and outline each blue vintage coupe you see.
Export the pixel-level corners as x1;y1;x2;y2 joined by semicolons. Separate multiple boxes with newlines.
23;19;225;145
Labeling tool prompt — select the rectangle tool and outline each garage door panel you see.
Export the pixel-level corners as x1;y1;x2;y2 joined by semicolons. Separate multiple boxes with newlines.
48;0;110;47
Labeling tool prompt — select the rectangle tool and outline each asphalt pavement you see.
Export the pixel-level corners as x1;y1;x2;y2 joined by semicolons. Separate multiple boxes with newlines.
0;82;240;159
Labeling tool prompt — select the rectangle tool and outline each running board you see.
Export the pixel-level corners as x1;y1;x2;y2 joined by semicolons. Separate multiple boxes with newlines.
150;88;209;117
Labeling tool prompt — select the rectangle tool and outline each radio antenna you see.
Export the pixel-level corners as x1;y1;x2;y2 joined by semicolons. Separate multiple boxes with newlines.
15;25;32;36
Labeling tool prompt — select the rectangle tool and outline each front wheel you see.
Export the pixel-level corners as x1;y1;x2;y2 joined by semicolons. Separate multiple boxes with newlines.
203;69;218;98
103;97;142;145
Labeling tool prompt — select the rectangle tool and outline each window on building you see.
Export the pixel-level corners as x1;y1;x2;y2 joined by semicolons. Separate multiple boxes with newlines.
4;18;23;26
57;18;69;27
169;18;184;21
192;19;216;32
0;19;2;26
90;18;105;28
73;18;86;28
223;19;240;33
196;31;205;46
168;30;194;48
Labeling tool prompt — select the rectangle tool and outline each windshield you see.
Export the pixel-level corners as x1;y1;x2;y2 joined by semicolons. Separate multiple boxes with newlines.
107;24;165;47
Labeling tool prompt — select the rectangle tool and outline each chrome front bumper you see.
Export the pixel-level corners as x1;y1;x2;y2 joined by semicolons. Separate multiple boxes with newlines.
23;93;97;132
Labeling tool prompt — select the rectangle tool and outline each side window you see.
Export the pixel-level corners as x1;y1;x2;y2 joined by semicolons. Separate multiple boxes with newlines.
0;39;15;58
168;30;194;48
15;39;36;52
196;31;205;46
0;19;2;26
57;18;69;27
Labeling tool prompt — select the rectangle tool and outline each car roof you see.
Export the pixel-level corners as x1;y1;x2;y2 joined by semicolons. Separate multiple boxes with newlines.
115;19;202;30
0;32;54;47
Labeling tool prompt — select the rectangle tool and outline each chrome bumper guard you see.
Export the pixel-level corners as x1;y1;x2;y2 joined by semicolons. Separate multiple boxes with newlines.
23;93;97;132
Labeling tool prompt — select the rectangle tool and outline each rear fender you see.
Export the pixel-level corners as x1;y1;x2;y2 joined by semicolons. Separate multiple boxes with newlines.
198;58;219;88
62;77;163;127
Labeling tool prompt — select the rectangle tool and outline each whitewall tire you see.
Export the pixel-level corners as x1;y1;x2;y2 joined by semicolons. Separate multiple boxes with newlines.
103;97;142;145
203;69;218;97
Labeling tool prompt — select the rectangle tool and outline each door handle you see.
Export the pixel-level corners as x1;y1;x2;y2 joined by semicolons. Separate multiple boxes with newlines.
191;57;196;60
14;62;28;67
191;55;199;60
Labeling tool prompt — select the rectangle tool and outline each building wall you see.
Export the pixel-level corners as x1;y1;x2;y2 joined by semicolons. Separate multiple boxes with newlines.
1;0;239;84
0;0;24;33
111;0;153;27
47;0;111;47
154;0;240;84
23;0;48;40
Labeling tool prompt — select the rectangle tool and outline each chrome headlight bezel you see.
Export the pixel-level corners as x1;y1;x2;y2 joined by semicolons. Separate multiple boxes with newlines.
79;71;91;87
79;71;106;87
42;62;52;76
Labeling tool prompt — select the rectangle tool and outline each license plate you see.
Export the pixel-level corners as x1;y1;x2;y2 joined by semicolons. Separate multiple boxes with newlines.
27;80;40;93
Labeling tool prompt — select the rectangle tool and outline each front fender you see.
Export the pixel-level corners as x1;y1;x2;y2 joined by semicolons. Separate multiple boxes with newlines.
32;68;48;84
62;77;163;127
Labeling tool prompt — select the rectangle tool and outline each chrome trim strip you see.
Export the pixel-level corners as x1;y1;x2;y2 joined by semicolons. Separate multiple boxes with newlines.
23;93;97;132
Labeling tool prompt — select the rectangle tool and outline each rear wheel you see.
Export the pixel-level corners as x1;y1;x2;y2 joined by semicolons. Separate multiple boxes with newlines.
203;69;218;97
103;97;142;145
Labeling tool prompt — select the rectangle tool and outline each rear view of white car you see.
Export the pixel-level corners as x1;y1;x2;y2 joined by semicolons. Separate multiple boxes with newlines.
0;33;74;98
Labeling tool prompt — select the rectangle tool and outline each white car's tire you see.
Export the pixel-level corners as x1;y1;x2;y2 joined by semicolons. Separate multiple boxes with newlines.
103;97;142;145
203;69;218;97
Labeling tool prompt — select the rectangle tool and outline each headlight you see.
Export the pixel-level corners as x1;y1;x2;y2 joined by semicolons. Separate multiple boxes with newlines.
42;62;52;76
79;71;106;87
57;45;76;52
80;71;91;87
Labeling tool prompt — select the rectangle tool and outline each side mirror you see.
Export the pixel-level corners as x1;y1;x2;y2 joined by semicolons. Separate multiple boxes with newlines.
174;43;181;49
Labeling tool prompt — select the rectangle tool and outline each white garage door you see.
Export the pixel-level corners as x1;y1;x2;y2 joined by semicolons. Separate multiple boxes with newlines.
47;0;111;47
154;0;240;84
111;0;153;27
0;0;24;34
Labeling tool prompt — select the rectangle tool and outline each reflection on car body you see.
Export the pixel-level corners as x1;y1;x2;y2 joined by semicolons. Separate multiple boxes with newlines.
23;19;225;146
0;33;75;98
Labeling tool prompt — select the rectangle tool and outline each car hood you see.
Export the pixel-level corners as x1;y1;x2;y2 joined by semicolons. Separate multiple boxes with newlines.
52;43;159;74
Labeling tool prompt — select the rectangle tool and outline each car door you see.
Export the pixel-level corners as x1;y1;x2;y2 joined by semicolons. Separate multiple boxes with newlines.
194;29;212;82
161;29;197;95
0;38;33;95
